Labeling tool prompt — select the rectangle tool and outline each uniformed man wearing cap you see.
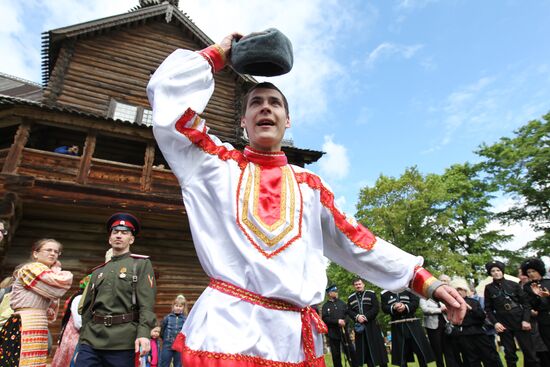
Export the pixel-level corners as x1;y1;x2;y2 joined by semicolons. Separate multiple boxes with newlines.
521;258;550;353
76;213;157;367
322;285;353;367
484;260;540;367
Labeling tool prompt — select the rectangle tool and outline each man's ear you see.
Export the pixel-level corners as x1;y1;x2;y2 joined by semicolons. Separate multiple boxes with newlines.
240;117;246;128
285;115;291;128
129;236;135;245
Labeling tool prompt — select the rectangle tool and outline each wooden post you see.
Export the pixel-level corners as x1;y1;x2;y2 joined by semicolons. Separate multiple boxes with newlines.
141;142;155;192
77;131;97;184
2;121;31;174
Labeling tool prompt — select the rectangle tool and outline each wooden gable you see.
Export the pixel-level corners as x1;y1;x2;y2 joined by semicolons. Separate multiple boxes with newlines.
42;5;243;143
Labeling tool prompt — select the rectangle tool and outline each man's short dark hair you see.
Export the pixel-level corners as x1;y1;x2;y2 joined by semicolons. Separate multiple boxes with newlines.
352;278;364;284
241;82;289;117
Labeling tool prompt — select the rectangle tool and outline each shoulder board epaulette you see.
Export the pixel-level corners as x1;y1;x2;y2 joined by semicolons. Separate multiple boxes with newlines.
381;290;389;294
130;254;150;259
91;261;109;272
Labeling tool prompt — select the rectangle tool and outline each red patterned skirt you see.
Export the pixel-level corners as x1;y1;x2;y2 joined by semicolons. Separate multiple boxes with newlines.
0;309;48;367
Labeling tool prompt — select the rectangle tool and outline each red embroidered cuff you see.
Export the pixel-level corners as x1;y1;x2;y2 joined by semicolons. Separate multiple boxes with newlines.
410;266;439;298
197;44;226;73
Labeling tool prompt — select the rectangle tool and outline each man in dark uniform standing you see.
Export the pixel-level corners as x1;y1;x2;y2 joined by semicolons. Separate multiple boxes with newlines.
484;260;540;367
347;278;388;367
322;285;353;367
451;278;502;367
76;213;157;367
381;289;434;367
521;258;550;362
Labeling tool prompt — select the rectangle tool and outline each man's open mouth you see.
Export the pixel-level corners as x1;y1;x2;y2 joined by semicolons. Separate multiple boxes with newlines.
257;120;275;126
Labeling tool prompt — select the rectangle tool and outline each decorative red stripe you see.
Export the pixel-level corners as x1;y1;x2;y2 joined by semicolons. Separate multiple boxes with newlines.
207;279;326;363
24;269;49;290
198;45;226;73
209;278;300;311
294;172;376;251
410;266;436;297
174;108;247;169
176;325;326;367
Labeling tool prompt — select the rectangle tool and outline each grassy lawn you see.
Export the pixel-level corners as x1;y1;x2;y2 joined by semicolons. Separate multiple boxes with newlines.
323;351;522;366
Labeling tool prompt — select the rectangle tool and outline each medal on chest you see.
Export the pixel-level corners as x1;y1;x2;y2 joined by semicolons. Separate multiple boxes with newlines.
119;267;127;279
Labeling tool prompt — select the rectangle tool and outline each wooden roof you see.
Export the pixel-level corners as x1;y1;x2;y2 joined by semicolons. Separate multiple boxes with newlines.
41;2;255;86
0;73;42;101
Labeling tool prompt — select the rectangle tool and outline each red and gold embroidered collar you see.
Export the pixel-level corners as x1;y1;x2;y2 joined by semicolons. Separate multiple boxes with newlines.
243;146;287;167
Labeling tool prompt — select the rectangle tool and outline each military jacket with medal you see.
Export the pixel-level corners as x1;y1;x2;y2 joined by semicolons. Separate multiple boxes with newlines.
79;252;157;350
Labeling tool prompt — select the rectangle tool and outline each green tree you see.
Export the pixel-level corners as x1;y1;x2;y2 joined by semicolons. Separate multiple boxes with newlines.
477;114;550;255
434;163;510;276
355;166;463;273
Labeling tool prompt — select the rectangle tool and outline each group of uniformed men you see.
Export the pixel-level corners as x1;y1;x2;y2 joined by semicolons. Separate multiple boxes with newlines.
322;259;550;367
33;210;548;367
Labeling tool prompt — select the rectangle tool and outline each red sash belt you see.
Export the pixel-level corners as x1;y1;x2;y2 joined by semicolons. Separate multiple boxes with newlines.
209;278;327;364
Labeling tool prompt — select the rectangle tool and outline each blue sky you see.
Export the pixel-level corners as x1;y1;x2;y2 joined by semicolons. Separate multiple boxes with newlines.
1;0;548;250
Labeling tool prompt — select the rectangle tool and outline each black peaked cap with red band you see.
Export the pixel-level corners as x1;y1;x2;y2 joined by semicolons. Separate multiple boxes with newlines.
106;212;140;236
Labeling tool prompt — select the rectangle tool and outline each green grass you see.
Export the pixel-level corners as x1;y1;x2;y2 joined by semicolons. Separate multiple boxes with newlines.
323;351;522;366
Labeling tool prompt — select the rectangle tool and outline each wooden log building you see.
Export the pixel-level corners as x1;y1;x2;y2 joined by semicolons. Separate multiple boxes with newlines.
0;0;322;341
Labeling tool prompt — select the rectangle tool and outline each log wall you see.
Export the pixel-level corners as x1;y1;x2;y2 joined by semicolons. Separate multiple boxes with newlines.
1;202;207;347
51;21;238;142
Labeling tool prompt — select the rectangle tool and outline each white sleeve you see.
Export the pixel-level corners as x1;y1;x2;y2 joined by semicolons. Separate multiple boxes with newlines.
318;178;422;292
147;49;227;186
71;295;82;330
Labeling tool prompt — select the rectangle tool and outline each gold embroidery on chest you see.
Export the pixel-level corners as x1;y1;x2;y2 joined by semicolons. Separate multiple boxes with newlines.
241;165;296;248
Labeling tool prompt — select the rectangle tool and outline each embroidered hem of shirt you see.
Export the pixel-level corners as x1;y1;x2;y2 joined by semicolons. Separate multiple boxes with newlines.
178;332;326;367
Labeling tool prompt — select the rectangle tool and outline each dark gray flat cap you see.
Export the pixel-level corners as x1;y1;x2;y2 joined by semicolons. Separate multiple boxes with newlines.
231;28;294;77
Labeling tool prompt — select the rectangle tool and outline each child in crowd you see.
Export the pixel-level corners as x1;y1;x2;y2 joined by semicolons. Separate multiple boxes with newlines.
147;326;161;367
160;295;188;367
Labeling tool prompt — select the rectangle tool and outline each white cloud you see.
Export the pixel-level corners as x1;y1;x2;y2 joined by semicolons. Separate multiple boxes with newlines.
396;0;440;10
318;135;350;181
0;0;360;127
181;0;356;124
365;42;423;68
425;61;550;154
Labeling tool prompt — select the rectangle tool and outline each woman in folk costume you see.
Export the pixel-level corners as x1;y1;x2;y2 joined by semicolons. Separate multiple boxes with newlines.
0;238;73;367
50;275;90;367
148;31;465;367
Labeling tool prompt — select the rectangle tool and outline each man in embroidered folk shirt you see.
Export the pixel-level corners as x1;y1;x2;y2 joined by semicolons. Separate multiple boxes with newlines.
347;278;388;367
76;213;157;367
147;32;466;366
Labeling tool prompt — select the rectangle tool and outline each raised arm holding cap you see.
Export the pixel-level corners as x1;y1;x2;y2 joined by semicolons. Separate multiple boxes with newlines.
147;31;465;367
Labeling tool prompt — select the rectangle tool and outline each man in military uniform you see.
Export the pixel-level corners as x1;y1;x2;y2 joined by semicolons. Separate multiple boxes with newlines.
322;285;353;367
484;260;540;367
347;278;388;367
76;213;157;367
381;289;434;367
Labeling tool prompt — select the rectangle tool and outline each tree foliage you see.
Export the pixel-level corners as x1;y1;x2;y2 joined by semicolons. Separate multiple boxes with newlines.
477;114;550;255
